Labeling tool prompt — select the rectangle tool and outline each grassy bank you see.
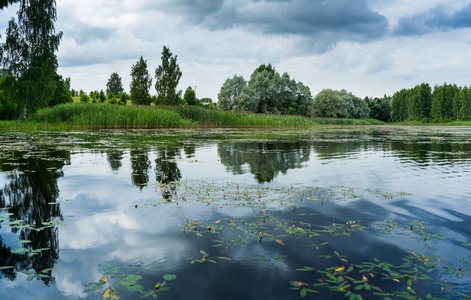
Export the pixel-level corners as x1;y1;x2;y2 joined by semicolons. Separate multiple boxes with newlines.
1;103;384;130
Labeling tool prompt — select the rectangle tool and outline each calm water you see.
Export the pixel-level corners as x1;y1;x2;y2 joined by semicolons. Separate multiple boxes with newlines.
0;127;470;299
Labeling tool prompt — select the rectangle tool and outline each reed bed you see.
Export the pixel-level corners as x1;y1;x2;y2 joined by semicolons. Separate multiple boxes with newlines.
1;103;384;130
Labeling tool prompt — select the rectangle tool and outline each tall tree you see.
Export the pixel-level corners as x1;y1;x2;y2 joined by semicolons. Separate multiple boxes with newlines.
155;46;182;105
106;72;124;96
217;75;246;111
183;86;198;106
1;0;62;120
130;56;152;105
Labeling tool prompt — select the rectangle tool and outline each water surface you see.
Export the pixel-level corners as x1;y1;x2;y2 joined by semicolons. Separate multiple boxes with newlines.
0;127;470;299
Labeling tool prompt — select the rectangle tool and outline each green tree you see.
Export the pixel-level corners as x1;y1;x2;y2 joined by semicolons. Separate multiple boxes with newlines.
155;46;182;105
200;97;213;109
106;72;123;96
295;82;315;117
1;0;62;120
219;65;314;116
130;56;152;105
48;73;72;106
312;89;346;118
459;86;471;120
391;89;409;122
366;96;391;122
183;86;199;106
0;74;19;119
79;90;89;103
99;90;106;103
217;75;247;111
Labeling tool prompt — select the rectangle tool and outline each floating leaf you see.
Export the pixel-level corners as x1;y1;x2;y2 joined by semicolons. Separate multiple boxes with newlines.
335;266;345;272
162;274;177;281
119;280;136;287
16;240;32;244
123;274;142;282
11;248;28;254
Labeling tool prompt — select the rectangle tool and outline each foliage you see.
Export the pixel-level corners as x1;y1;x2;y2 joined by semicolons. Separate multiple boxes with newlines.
365;96;391;122
79;90;89;103
183;86;199;106
218;75;247;111
155;46;182;105
130;56;152;105
0;75;20;119
21;102;382;130
218;65;315;117
48;73;72;107
199;97;213;109
390;82;471;123
1;0;62;120
106;72;124;96
31;103;192;129
312;89;369;119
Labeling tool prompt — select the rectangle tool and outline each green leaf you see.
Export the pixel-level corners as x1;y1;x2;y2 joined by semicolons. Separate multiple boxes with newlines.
127;284;144;292
27;275;36;281
84;286;104;293
300;289;307;297
124;274;142;282
118;280;135;286
17;240;32;244
355;285;364;291
141;291;155;298
0;266;14;270
162;274;177;281
11;248;28;254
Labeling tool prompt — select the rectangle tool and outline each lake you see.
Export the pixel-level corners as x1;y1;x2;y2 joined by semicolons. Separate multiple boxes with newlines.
0;126;470;299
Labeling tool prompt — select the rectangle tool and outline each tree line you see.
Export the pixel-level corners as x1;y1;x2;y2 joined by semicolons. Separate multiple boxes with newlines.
388;83;471;122
69;47;214;109
0;1;469;123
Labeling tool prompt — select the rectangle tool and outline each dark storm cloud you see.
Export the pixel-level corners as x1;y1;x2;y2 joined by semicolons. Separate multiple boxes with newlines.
395;3;471;35
152;0;224;23
209;0;386;36
154;0;389;52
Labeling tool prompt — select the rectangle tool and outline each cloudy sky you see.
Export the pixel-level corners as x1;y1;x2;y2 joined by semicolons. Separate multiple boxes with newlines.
2;0;471;100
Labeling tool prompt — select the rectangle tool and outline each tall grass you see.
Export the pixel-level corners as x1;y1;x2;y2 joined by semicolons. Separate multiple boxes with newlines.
31;103;193;129
163;105;383;128
4;103;384;130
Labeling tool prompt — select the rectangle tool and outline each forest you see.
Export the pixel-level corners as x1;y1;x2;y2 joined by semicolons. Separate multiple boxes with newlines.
0;0;470;126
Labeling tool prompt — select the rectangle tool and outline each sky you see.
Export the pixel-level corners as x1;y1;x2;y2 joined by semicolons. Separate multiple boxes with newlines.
2;0;471;101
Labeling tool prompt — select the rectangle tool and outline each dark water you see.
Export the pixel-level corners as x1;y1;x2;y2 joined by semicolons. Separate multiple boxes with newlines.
0;127;470;299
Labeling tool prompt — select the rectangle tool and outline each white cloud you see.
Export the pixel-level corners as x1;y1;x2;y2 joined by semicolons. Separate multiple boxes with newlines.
47;0;471;100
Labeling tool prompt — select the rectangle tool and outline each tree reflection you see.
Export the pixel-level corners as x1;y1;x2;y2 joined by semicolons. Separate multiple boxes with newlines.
310;141;365;160
388;140;471;167
218;141;311;183
107;150;124;172
0;148;70;286
155;147;182;199
130;148;151;190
